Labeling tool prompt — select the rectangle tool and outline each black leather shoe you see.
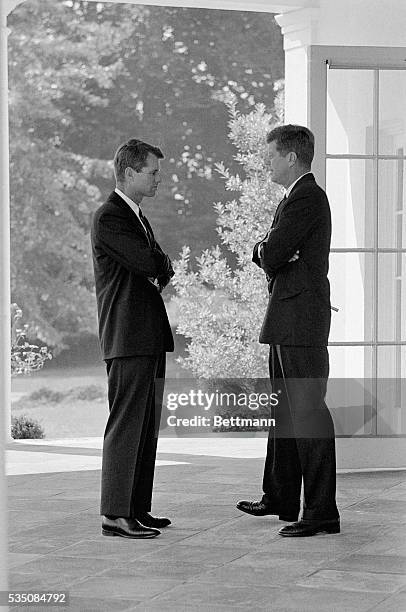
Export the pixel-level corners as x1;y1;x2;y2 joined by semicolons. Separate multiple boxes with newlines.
101;516;160;538
134;512;171;528
236;500;297;522
279;519;340;537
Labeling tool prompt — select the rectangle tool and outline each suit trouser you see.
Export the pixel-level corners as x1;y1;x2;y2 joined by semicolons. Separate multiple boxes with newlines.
100;353;166;517
262;345;339;521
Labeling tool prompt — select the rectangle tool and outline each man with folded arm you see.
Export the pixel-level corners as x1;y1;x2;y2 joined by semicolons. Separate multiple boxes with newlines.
237;125;340;537
91;139;174;539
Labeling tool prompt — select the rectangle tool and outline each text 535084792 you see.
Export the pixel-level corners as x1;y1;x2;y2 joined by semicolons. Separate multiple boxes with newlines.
0;591;69;606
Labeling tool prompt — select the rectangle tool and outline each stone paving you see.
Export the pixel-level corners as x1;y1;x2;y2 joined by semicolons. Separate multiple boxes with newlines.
6;438;406;611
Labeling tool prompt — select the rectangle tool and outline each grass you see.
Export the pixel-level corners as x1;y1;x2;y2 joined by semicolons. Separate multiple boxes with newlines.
11;354;190;439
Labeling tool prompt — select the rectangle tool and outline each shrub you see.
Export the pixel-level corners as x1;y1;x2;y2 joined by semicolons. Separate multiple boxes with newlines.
11;415;45;439
68;385;106;401
172;91;284;379
29;387;65;403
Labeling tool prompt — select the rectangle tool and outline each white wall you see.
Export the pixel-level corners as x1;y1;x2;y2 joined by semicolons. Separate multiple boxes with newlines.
317;0;406;47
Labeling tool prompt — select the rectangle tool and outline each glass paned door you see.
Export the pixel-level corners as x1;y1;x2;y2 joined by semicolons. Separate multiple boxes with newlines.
326;63;406;435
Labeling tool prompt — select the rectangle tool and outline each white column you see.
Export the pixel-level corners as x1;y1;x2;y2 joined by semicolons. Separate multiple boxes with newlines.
0;7;12;444
275;7;320;125
275;7;327;182
0;0;12;606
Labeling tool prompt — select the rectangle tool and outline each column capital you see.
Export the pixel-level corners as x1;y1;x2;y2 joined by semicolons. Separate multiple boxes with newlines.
275;6;320;50
3;0;27;17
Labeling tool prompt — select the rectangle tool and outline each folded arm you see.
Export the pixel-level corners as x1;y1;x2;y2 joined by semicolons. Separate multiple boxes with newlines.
154;239;175;291
260;196;316;277
95;212;168;278
252;240;265;268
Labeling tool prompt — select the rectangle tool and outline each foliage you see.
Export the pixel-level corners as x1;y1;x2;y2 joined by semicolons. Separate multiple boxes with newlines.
11;415;45;439
8;0;283;348
172;94;284;378
13;384;106;410
70;384;105;401
29;387;64;403
11;304;52;376
8;0;123;347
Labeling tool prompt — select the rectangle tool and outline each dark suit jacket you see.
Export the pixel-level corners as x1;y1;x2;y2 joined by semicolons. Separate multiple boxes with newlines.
91;191;174;359
253;173;331;346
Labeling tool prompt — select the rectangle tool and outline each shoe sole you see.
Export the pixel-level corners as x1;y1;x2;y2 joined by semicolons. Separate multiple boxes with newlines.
279;525;340;537
237;506;297;522
102;528;159;539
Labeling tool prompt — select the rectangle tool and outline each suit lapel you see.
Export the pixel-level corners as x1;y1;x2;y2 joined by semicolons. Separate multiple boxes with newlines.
108;191;152;244
271;195;287;228
271;173;316;227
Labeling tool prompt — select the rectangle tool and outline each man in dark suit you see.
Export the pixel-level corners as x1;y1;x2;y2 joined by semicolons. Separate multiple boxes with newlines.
91;139;174;539
237;125;340;537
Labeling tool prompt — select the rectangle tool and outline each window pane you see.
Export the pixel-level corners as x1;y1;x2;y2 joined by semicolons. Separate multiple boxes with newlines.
327;348;374;436
327;69;374;155
378;160;406;248
379;70;406;156
378;254;406;342
328;346;373;378
327;159;374;248
327;377;375;436
329;253;374;342
377;347;406;435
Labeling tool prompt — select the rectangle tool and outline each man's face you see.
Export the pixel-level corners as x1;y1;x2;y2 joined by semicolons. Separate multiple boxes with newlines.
127;153;161;199
265;140;291;187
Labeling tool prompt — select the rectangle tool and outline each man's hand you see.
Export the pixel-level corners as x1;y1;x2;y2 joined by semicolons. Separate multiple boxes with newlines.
162;254;175;278
156;275;171;292
289;250;300;263
148;277;160;290
157;254;175;292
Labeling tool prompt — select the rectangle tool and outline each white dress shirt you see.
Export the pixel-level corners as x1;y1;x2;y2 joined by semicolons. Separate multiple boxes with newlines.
114;188;158;287
284;171;312;198
114;187;149;237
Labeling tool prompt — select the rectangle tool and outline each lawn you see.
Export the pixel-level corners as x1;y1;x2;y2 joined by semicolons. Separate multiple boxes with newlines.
11;354;189;439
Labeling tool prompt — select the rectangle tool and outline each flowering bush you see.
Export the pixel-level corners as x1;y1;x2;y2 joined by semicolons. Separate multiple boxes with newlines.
11;303;52;377
172;92;284;378
11;415;45;439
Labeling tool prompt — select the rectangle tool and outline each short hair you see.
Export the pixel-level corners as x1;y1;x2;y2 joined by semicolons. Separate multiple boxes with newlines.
266;124;314;167
114;139;164;182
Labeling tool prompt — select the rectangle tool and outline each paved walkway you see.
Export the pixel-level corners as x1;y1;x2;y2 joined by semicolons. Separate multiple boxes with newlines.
6;437;406;611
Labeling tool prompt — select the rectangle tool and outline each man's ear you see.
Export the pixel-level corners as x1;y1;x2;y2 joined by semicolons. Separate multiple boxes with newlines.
288;151;297;166
124;166;137;180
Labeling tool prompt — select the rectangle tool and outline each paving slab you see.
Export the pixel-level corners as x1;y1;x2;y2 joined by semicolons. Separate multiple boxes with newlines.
70;575;182;601
324;553;406;574
368;590;406;611
11;598;138;612
8;553;43;569
6;438;406;611
187;560;317;587
297;568;406;593
110;559;207;580
264;585;388;612
355;536;406;556
139;581;284;608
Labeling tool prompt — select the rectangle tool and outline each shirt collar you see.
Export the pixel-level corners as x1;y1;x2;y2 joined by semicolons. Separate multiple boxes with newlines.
285;172;312;199
114;187;141;218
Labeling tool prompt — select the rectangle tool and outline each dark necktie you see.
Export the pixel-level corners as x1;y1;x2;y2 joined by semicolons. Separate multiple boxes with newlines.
138;209;154;246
